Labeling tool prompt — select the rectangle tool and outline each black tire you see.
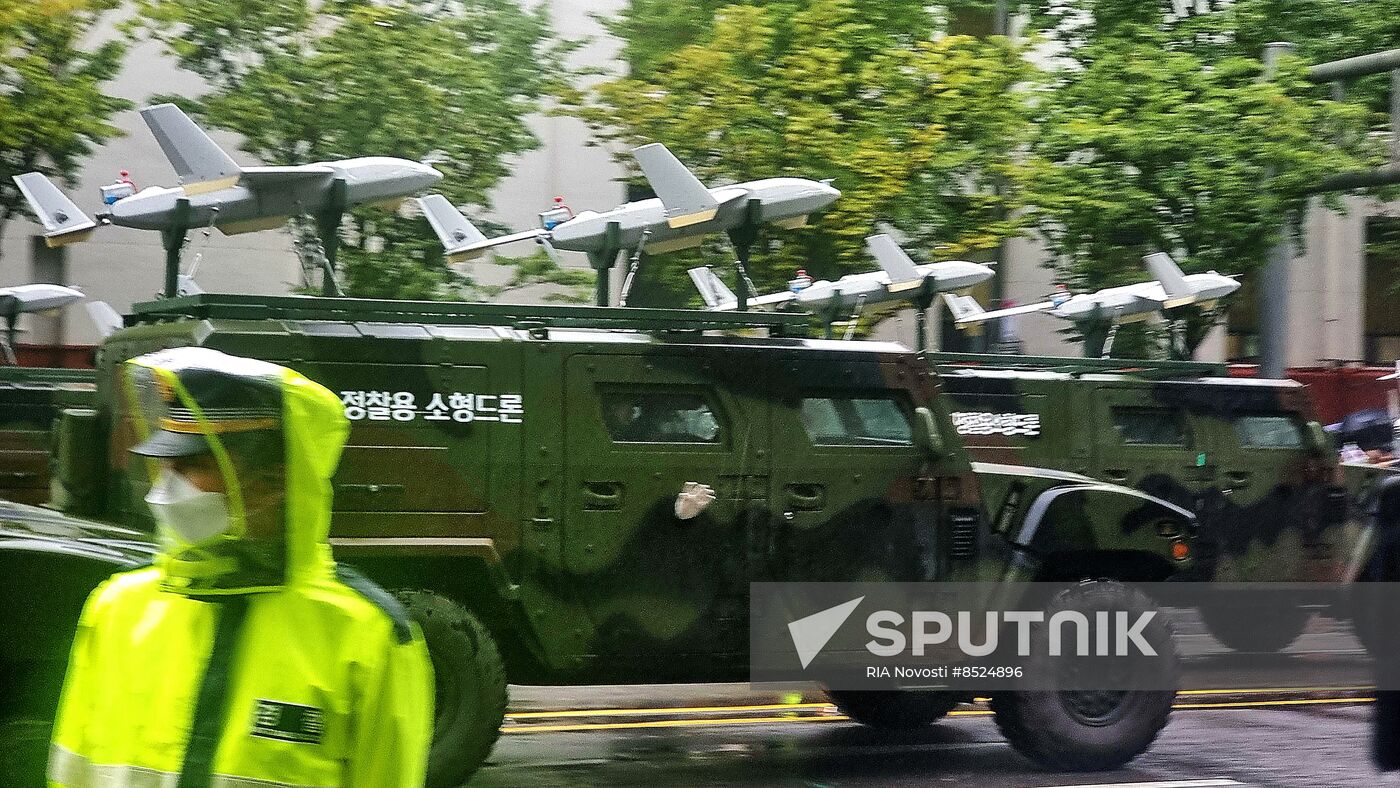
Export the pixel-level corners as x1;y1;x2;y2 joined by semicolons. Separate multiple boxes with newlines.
1199;600;1310;653
826;689;962;729
992;580;1177;771
397;590;508;788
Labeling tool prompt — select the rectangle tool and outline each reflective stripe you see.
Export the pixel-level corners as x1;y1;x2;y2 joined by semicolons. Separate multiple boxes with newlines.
94;764;180;788
47;748;335;788
49;743;94;787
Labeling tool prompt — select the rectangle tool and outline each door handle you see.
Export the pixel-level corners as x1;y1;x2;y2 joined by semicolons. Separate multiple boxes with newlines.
1225;471;1253;488
1104;469;1130;483
784;483;826;511
335;483;405;495
582;481;624;510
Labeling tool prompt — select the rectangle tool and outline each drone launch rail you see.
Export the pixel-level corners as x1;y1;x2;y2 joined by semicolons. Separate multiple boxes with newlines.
129;294;813;335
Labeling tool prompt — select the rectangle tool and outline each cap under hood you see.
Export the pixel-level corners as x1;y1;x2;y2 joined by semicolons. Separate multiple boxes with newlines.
124;346;350;595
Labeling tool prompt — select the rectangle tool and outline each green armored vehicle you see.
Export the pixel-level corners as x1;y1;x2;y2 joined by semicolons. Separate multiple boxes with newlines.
933;353;1369;652
8;295;1200;784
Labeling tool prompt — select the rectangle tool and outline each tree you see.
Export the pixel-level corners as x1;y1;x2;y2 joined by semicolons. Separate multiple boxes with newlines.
132;0;560;300
0;0;129;267
568;0;1033;308
1017;4;1381;357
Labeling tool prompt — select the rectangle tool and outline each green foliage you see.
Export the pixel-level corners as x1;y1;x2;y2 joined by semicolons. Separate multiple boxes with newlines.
1017;4;1383;357
493;249;596;303
567;0;1033;307
604;0;936;79
0;0;130;258
131;0;555;299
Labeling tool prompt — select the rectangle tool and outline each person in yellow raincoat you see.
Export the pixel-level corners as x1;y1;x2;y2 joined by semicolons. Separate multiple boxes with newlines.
48;346;433;788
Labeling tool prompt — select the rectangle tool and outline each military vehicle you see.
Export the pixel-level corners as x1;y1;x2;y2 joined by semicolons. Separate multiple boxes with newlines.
0;502;157;786
0;367;97;505
931;352;1374;652
1;295;1201;784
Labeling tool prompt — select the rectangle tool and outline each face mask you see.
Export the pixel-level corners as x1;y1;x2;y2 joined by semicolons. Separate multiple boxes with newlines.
145;468;231;545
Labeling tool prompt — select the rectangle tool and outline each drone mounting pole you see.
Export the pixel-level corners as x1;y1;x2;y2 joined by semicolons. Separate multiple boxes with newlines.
161;198;192;299
911;282;937;354
618;229;652;307
726;200;763;312
0;296;18;365
315;178;348;297
586;221;624;306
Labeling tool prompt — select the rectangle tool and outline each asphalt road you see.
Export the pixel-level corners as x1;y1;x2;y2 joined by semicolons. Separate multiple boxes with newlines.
479;694;1390;787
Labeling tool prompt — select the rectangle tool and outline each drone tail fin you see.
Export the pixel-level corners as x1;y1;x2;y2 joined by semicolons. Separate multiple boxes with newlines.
11;173;97;247
85;301;125;339
418;195;489;261
942;293;987;325
865;234;922;293
687;266;737;310
632;143;720;229
1144;252;1192;301
140;103;242;195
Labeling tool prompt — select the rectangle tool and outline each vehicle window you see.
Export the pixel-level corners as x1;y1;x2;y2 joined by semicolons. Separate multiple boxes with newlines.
600;392;723;443
1233;414;1303;449
1111;407;1187;446
801;396;912;446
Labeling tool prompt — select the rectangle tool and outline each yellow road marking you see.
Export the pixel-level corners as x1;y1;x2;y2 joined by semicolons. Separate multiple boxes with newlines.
504;714;853;734
1173;697;1375;710
505;687;1372;722
502;695;1372;735
508;702;834;719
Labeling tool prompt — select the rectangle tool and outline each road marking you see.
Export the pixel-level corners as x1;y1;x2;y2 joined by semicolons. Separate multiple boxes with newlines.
1174;697;1374;710
1037;780;1243;788
508;702;834;719
505;688;1373;722
503;714;853;734
1176;686;1368;696
502;696;1372;734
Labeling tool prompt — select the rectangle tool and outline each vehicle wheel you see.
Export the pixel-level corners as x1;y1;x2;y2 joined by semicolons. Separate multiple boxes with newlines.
826;689;962;729
1199;600;1310;653
397;590;508;788
992;580;1177;771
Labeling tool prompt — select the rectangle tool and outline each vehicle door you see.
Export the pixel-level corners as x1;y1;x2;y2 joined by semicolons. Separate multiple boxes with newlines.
1211;410;1340;581
312;360;524;544
562;352;765;659
766;358;936;583
1090;387;1213;513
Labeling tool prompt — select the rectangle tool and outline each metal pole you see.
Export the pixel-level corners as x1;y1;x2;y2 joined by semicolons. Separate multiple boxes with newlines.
590;222;622;307
1259;42;1295;379
315;179;348;297
1392;68;1400;164
162;198;191;299
727;200;763;312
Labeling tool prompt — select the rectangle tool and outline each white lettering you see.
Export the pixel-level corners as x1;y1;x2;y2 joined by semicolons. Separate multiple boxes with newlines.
865;611;906;656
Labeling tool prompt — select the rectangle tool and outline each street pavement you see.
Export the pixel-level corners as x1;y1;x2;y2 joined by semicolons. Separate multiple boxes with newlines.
477;610;1386;787
479;693;1387;787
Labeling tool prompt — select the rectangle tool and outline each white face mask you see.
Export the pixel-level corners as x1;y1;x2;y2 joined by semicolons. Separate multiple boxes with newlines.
145;468;231;545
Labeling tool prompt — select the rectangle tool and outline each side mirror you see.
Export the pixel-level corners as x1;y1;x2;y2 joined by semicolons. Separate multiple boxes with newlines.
914;406;946;460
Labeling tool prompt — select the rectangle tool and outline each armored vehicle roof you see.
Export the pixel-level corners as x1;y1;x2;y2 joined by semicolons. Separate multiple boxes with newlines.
123;293;924;356
942;367;1305;391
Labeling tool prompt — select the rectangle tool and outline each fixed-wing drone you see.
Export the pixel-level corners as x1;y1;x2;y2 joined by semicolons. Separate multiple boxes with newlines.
0;283;84;364
419;143;840;305
690;234;993;314
13;103;442;296
944;252;1240;356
